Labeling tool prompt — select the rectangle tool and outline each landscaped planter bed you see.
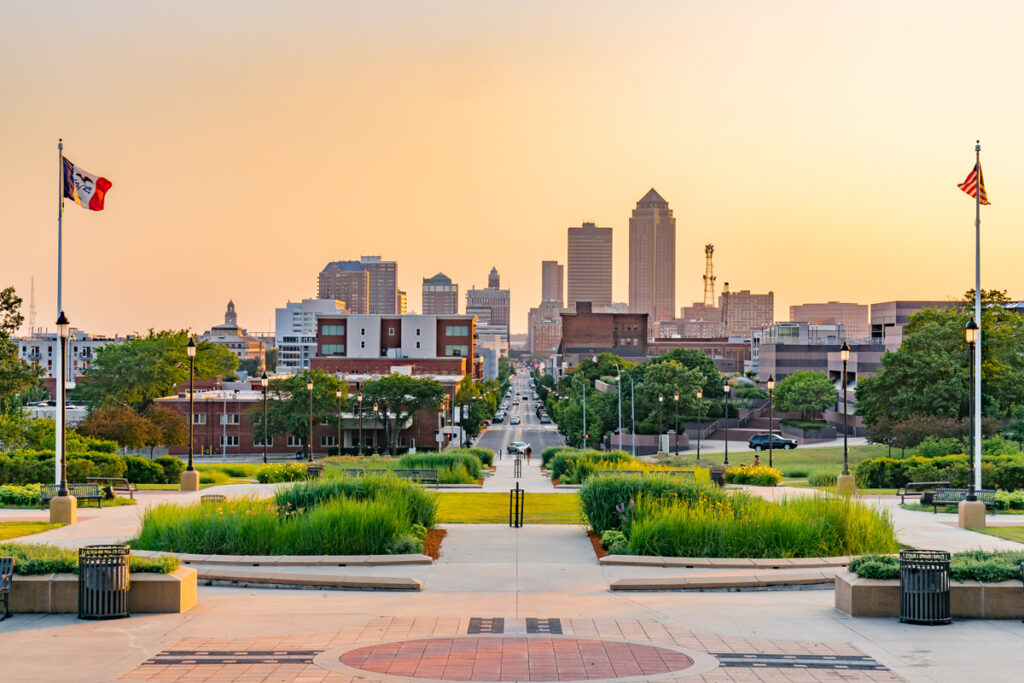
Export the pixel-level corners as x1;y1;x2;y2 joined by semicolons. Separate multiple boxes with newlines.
834;571;1024;619
7;566;197;614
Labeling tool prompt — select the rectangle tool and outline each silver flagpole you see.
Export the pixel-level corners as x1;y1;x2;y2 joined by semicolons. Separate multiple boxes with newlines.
55;139;64;485
973;141;983;491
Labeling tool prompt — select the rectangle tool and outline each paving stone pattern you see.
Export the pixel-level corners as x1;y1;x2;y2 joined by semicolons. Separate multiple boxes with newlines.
119;616;902;682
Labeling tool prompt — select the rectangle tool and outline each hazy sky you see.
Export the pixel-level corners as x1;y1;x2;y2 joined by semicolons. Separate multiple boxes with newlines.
3;1;1023;337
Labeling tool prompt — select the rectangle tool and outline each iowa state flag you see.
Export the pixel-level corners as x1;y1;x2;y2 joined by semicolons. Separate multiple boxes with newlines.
62;157;112;211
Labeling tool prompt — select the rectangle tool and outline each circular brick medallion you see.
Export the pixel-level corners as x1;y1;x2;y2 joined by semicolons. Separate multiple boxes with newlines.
340;636;694;681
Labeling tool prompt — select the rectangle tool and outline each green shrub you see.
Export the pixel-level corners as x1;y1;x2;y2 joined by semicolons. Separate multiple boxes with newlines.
200;469;231;485
0;542;180;575
627;494;898;558
780;466;810;478
255;463;308;483
599;530;629;555
465;448;494;467
541;447;577;468
123;456;164;484
398;452;481;481
856;453;1024;490
807;468;839;487
725;465;783;486
851;550;1024;583
579;473;725;534
994;489;1024;510
0;483;41;507
275;474;437;528
548;450;632;482
914;436;963;459
735;387;768;399
154;456;185;484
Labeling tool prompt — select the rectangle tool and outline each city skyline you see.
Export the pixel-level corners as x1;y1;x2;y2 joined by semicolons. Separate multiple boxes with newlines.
4;2;1024;337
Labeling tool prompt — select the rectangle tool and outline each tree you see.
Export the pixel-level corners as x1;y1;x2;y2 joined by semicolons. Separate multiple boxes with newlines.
251;370;348;457
77;405;159;455
453;375;500;442
647;348;723;398
362;373;444;455
237;358;262;377
634;360;703;434
144;405;189;458
265;348;278;373
73;330;239;410
772;371;837;420
0;286;41;412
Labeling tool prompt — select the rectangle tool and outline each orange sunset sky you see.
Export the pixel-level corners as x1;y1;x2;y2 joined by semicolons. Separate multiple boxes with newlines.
2;1;1024;337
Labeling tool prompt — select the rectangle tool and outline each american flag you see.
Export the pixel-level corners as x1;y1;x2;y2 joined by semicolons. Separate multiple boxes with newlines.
957;163;990;205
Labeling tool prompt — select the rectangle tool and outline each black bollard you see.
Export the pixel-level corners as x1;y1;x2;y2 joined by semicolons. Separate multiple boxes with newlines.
509;483;524;528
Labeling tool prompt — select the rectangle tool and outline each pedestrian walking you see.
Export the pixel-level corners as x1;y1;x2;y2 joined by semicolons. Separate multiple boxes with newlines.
525;446;532;464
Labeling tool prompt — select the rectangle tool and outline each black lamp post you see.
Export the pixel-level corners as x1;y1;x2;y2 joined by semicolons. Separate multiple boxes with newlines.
306;376;314;462
336;389;343;456
673;391;679;455
357;392;364;455
658;393;664;452
966;317;979;501
767;374;775;469
373;401;380;453
723;382;731;465
186;338;196;472
840;342;850;476
56;312;70;498
260;372;269;464
696;388;703;462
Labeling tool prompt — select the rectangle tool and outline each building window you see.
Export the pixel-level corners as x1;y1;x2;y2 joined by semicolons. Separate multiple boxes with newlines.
192;414;206;425
388;327;395;335
416;341;420;349
416;328;421;336
287;435;303;447
220;414;240;425
321;343;346;356
446;325;469;337
445;344;469;357
360;328;366;335
253;435;271;447
220;435;239;446
322;324;345;336
321;436;337;447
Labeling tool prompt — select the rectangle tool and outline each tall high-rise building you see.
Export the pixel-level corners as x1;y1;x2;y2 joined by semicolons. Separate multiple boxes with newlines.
317;261;370;313
567;222;612;309
360;256;398;314
790;301;870;339
629;188;676;324
720;284;774;337
396;289;408;315
422;273;459;315
541;261;564;305
466;267;511;341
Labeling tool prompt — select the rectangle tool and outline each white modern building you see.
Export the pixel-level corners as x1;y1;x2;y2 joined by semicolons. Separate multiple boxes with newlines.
274;299;347;373
16;329;125;380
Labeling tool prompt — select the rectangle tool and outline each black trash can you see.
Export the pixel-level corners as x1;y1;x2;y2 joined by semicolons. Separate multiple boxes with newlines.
899;549;951;625
78;545;130;620
709;465;726;487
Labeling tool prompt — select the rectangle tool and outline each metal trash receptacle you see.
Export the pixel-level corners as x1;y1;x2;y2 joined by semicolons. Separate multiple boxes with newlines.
709;465;726;487
78;545;130;620
899;549;951;625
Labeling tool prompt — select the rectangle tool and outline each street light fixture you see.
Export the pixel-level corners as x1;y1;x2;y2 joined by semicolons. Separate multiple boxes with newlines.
307;377;314;462
373;401;380;453
336;388;343;456
611;362;624;452
260;372;269;464
696;388;703;462
186;338;197;472
840;342;850;477
658;393;664;453
766;374;775;469
357;392;364;456
571;375;587;449
966;317;979;501
55;312;70;498
673;391;679;456
723;382;731;465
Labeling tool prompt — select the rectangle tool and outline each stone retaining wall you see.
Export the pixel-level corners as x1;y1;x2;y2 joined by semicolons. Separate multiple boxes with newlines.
8;566;197;614
834;571;1024;619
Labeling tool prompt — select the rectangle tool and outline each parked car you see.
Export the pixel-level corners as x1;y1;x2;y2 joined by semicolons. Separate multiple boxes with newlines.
539;415;551;424
747;434;797;451
510;416;521;425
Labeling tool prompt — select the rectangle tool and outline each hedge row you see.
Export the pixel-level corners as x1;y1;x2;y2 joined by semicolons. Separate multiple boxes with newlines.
855;454;1024;490
0;450;186;487
851;550;1024;583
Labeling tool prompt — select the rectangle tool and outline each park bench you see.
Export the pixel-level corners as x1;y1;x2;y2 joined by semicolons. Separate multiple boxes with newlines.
335;468;368;477
932;488;996;513
898;481;950;505
86;477;137;501
39;483;104;509
393;468;439;486
306;464;324;480
0;556;12;621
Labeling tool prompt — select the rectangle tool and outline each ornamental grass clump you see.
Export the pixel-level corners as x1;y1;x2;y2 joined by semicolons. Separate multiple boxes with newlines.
255;463;309;483
398;452;481;481
548;450;633;483
276;473;437;528
626;494;899;558
578;473;725;534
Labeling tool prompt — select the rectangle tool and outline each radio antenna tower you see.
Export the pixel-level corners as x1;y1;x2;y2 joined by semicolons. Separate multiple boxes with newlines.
29;276;37;333
702;244;717;307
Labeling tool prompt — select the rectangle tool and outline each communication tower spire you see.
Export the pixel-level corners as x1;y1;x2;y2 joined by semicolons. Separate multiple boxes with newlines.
702;244;716;307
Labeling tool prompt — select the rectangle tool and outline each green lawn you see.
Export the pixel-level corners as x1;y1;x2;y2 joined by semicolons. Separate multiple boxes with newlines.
436;492;581;524
902;502;1024;515
0;521;63;541
660;444;890;472
970;526;1024;544
135;480;253;491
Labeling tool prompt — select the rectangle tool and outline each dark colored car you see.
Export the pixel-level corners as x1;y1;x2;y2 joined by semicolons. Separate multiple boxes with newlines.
747;434;797;451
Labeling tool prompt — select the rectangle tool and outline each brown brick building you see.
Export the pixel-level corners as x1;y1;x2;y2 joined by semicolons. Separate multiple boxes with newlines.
559;302;648;367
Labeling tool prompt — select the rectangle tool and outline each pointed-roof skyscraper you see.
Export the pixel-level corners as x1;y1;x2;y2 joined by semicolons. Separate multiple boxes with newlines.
628;188;676;326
